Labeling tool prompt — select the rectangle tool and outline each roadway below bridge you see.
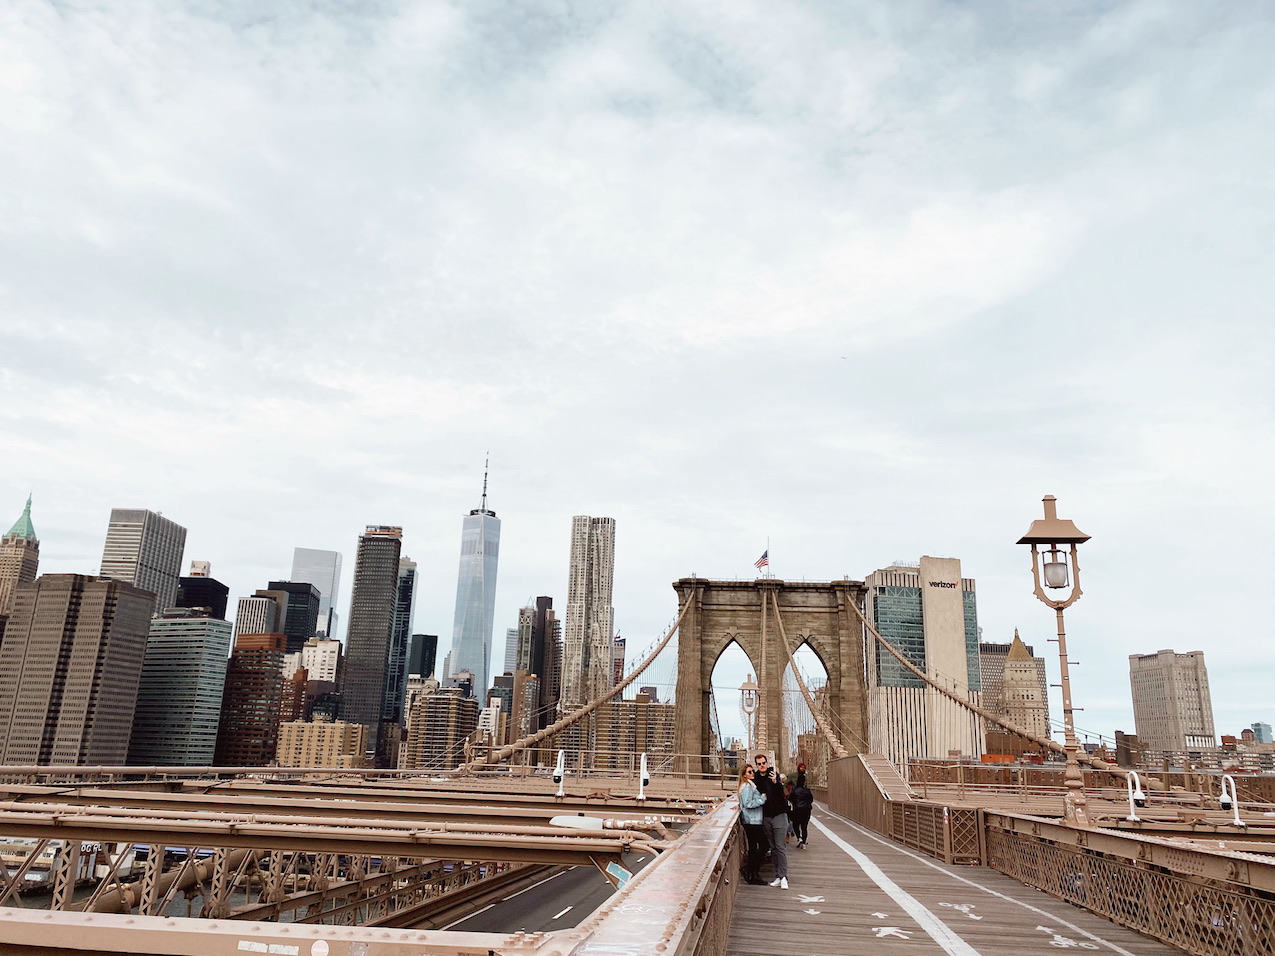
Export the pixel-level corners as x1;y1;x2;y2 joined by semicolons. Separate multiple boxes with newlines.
437;854;652;935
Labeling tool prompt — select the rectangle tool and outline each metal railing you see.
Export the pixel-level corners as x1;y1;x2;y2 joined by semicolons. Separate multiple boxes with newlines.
833;753;1275;955
986;812;1275;956
826;754;982;865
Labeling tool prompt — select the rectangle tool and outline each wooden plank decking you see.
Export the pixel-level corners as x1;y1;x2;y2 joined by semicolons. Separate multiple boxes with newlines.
728;804;1182;955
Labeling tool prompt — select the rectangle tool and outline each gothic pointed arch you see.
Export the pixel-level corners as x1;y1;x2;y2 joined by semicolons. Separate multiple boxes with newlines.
672;577;868;774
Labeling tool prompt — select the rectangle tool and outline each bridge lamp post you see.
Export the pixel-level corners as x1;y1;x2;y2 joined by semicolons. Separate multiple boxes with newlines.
1018;495;1092;828
740;674;759;753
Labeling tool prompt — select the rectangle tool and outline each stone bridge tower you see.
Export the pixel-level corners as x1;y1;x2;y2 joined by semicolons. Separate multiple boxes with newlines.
672;577;869;773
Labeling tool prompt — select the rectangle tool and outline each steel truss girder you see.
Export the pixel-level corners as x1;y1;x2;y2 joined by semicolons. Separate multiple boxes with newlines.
0;814;659;867
0;782;703;826
0;800;740;956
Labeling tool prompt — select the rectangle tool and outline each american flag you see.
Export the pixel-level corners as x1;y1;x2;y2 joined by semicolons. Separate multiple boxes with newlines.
754;550;769;570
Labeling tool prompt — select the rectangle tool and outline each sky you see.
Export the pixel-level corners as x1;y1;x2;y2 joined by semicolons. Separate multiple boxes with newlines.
3;1;1274;751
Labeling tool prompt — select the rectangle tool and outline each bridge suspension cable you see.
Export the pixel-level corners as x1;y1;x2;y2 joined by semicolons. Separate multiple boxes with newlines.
779;654;871;755
767;592;850;760
459;601;692;772
841;595;1122;774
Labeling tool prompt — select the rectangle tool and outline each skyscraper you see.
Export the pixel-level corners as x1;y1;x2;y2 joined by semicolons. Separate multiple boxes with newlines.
0;574;153;765
612;635;626;687
382;557;417;727
561;516;615;708
176;561;230;620
514;596;560;729
864;556;983;765
214;632;287;766
0;495;39;619
127;608;232;765
341;525;403;763
234;594;281;637
408;633;438;680
100;508;187;614
401;686;479;771
263;581;322;654
448;469;501;699
979;631;1051;754
503;626;519;675
1129;649;1217;753
291;548;343;638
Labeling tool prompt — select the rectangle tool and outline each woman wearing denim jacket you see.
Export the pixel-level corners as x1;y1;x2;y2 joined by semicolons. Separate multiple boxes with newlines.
737;764;768;885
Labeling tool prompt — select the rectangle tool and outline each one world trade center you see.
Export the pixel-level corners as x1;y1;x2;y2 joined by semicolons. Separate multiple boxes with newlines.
448;465;500;699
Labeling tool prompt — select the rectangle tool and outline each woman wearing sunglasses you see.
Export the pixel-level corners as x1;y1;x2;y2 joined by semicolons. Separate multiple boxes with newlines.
737;764;768;885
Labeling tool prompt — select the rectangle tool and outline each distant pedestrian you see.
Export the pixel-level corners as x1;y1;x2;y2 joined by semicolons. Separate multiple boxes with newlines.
736;764;768;885
783;777;795;843
753;753;789;889
790;772;814;848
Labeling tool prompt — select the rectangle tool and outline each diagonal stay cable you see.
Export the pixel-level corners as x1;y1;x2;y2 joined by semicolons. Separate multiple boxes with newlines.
842;595;1121;774
458;601;692;772
768;591;850;759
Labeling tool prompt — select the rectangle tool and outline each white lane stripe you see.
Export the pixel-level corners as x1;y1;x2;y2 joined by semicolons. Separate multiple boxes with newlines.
552;906;573;920
815;807;1139;956
810;816;981;956
505;869;565;900
439;902;494;930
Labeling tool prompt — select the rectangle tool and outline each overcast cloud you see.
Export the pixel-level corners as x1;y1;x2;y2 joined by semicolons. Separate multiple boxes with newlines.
3;1;1273;747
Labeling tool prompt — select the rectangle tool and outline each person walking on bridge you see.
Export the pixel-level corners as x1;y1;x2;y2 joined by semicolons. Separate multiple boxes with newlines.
736;764;768;885
790;771;813;849
753;753;789;889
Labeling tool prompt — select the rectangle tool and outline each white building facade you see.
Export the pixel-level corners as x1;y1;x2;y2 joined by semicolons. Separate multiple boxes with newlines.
100;508;187;614
865;556;983;768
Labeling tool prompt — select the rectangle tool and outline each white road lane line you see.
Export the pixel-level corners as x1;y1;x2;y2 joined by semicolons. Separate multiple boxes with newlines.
439;902;494;930
552;906;573;920
505;870;565;900
811;816;982;956
815;807;1140;956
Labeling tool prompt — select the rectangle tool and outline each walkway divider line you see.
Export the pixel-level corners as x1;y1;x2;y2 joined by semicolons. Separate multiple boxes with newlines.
814;807;1139;956
810;816;981;956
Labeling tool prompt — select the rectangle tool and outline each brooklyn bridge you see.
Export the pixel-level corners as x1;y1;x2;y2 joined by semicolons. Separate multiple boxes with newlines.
1;575;1271;956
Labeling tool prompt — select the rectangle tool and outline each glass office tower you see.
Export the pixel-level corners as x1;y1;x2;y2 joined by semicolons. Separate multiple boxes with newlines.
291;548;343;637
342;526;402;765
128;609;233;765
383;557;417;725
448;472;501;700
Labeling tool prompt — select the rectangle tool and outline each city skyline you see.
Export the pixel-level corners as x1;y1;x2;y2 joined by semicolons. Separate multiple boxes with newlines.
4;5;1274;748
3;489;1263;752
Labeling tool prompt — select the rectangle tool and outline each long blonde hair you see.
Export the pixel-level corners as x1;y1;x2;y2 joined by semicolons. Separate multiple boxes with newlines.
737;764;757;791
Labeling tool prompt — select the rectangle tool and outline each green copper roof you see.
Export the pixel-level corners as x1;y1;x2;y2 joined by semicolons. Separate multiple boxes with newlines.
6;495;36;541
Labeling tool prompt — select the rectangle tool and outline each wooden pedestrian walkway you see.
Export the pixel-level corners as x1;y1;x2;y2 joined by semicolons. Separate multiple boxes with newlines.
728;804;1183;956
